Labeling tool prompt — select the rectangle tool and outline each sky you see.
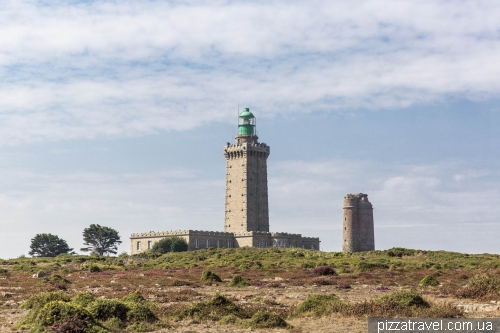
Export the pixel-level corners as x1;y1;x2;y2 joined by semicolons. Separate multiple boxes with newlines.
0;0;499;259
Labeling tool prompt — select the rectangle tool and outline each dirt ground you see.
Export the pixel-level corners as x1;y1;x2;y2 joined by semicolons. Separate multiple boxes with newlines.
2;280;500;333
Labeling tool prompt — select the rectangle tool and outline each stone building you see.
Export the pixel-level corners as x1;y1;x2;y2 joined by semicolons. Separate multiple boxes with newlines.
130;108;320;254
342;193;375;252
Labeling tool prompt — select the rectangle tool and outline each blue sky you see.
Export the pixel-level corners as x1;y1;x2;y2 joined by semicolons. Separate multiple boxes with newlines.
0;0;499;258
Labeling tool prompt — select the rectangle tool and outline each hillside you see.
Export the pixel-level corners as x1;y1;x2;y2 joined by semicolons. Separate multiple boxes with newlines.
1;248;500;332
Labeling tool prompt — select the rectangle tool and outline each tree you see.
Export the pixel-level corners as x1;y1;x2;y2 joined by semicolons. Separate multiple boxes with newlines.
80;224;122;256
29;233;73;257
151;236;188;254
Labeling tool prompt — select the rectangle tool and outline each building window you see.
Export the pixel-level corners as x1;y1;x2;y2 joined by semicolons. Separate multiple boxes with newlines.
311;245;315;250
264;241;267;248
195;239;199;249
273;240;277;247
147;241;152;249
217;240;221;248
206;239;211;248
137;241;141;250
227;240;232;248
302;244;305;249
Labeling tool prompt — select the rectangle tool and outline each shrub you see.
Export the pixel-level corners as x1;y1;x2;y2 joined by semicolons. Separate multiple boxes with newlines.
151;236;188;254
20;291;70;310
127;305;158;323
50;274;72;284
456;274;500;299
312;265;336;276
178;293;244;321
420;275;439;286
242;310;291;329
72;292;96;307
228;275;250;287
218;314;241;325
378;289;429;308
16;301;98;332
122;290;151;306
200;269;222;283
295;294;346;317
48;314;91;333
87;299;130;322
89;264;101;273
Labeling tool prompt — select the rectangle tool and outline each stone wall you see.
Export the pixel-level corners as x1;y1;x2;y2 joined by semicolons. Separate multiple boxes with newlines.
130;230;320;254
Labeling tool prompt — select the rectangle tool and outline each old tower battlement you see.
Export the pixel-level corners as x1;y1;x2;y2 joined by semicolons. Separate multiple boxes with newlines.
342;193;375;252
130;108;320;254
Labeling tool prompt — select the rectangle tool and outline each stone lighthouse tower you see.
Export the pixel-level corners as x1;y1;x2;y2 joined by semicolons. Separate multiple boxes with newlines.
342;193;375;252
223;108;270;233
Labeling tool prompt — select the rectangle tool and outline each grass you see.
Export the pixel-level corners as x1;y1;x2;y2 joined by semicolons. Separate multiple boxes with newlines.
295;290;462;319
4;247;500;331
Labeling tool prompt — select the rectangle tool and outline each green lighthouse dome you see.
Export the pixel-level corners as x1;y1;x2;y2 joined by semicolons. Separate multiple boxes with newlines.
238;108;256;135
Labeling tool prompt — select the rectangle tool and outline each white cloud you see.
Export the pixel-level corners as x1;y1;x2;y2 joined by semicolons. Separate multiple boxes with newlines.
0;1;499;144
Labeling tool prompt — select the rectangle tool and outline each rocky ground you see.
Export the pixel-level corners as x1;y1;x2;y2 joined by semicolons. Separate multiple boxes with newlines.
2;279;500;333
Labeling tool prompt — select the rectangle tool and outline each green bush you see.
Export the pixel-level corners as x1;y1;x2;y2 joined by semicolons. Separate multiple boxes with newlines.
121;290;151;306
200;269;222;282
88;299;130;322
456;274;500;299
72;292;97;307
378;289;429;308
20;291;70;310
15;300;101;333
126;306;158;323
242;310;291;329
89;264;101;273
228;275;250;287
50;274;72;284
218;314;241;325
295;294;346;317
420;275;439;286
151;236;188;254
178;293;244;321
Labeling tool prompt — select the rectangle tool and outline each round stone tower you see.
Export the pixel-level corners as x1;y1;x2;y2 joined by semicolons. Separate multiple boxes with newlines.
342;193;374;252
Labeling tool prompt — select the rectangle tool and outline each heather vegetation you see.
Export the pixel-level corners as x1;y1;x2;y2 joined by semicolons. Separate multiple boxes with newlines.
1;247;500;331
